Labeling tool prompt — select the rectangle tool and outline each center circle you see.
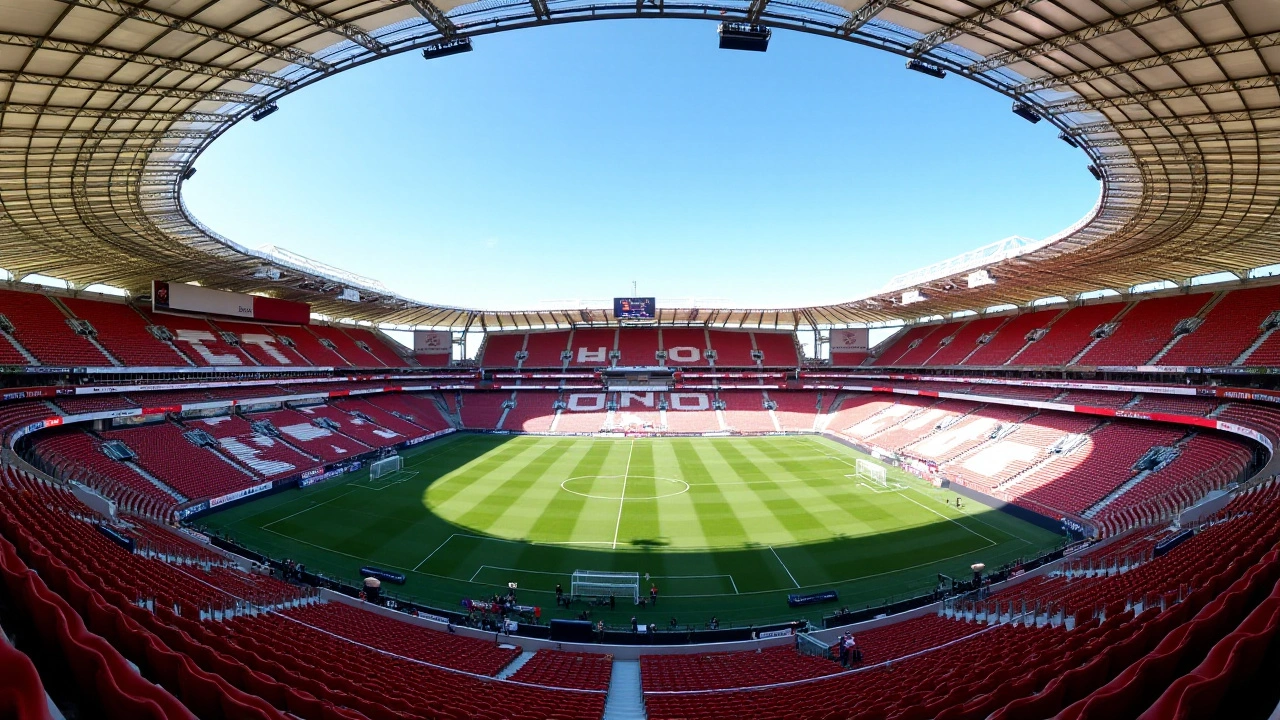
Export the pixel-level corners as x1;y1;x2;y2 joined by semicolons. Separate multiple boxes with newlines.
559;475;690;501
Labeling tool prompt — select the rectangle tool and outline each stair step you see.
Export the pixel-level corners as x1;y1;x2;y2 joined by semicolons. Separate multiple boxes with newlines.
496;650;535;680
603;659;647;720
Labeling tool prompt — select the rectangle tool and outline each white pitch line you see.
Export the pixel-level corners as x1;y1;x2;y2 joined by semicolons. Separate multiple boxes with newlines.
769;545;801;588
413;534;458;572
897;490;997;545
262;488;358;529
611;439;635;550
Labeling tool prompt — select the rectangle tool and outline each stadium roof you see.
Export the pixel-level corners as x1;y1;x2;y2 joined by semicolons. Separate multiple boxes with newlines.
1;0;1276;330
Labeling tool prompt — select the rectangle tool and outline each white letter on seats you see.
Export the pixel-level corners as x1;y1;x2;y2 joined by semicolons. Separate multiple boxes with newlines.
667;346;701;363
577;347;608;363
669;393;709;411
240;334;291;364
567;393;606;411
174;329;242;366
620;392;655;408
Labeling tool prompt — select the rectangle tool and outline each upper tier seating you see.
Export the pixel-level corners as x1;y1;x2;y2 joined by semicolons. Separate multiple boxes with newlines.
59;297;189;366
306;325;386;367
751;332;800;367
341;327;406;366
707;331;757;367
523;331;573;368
1078;293;1213;366
926;316;1009;366
1014;303;1126;366
962;308;1063;366
101;423;259;500
138;310;255;367
897;321;966;365
268;325;351;366
481;333;528;367
1161;284;1280;366
567;329;618;368
661;329;711;367
210;320;312;367
872;325;939;366
616;328;660;366
0;289;112;366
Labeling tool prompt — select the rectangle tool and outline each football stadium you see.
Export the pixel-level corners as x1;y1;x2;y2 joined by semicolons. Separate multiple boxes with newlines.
2;0;1280;718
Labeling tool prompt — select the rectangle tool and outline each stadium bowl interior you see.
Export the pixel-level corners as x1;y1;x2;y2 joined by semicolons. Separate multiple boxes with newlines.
1;0;1280;718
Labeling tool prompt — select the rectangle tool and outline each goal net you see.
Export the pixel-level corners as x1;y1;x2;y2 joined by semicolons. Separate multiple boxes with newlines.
571;570;639;604
856;458;888;487
370;455;403;480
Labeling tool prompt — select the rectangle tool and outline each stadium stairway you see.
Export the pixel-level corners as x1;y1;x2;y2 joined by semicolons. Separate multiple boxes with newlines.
497;650;536;680
603;660;647;720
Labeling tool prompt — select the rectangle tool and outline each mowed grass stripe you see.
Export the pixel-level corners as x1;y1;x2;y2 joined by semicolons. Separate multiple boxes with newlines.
198;434;1066;625
700;440;809;547
449;438;575;536
528;438;616;544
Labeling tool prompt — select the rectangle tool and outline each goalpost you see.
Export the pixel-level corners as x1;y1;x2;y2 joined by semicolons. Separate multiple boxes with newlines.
856;458;888;488
571;570;640;604
369;455;403;480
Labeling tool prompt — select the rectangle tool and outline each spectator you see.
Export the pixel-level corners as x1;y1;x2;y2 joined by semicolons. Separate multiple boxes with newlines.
650;583;659;607
631;616;638;632
709;616;719;630
669;616;679;629
555;583;563;603
363;576;382;603
838;633;850;667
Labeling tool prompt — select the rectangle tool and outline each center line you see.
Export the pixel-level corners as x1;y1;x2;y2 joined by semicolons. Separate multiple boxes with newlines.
611;439;635;549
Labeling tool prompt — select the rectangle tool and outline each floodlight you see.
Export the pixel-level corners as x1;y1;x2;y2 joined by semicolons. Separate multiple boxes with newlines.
422;37;472;59
905;59;946;79
718;22;770;52
180;167;196;181
251;103;279;122
338;288;361;302
1088;165;1103;181
1012;102;1041;123
1058;132;1079;148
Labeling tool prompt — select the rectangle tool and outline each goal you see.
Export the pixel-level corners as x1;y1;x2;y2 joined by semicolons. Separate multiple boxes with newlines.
856;458;888;487
571;570;639;604
370;455;403;480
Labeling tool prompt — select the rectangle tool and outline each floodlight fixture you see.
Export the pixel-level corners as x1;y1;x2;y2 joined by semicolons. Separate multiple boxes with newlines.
422;37;472;59
906;59;946;79
180;167;197;181
251;103;279;122
1058;132;1079;148
1012;102;1041;124
718;22;770;52
1088;165;1104;181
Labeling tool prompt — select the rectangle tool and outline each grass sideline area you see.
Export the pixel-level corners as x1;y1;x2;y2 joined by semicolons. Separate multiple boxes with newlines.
197;433;1064;627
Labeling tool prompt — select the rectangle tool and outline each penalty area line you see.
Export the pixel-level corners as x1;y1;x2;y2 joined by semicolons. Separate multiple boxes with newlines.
768;545;801;588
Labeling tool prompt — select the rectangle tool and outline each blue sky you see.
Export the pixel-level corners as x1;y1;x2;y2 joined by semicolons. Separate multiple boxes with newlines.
185;19;1099;313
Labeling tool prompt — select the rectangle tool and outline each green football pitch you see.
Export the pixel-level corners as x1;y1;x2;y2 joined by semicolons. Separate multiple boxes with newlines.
197;433;1063;626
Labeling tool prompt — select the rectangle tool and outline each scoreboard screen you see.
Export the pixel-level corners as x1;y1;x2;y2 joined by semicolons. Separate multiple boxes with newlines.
614;297;656;319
